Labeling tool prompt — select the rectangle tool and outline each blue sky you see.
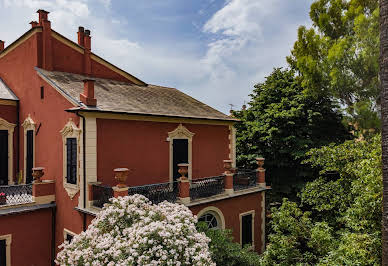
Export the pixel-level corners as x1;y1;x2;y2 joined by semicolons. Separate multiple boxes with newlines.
0;0;312;113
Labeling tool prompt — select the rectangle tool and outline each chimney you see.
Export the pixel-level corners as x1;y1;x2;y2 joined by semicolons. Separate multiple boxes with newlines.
77;26;85;47
37;9;49;25
37;9;53;70
84;30;91;50
30;21;38;28
83;29;91;75
80;79;97;106
0;40;4;52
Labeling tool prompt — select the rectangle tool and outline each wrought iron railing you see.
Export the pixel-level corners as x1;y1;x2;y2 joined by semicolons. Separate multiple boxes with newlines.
0;184;33;206
127;182;178;204
92;184;114;208
190;175;225;201
233;169;257;191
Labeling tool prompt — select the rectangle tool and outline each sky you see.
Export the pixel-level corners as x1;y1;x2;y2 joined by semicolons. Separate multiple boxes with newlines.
0;0;312;114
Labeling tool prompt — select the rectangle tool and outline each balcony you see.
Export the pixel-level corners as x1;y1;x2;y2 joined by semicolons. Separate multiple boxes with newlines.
0;184;33;206
89;158;267;209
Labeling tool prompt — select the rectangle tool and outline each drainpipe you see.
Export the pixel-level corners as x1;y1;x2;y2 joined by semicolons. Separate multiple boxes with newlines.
16;100;20;183
75;111;87;231
51;205;56;266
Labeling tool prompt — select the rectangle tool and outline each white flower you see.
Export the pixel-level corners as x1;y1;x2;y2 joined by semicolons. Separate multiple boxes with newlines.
56;195;214;265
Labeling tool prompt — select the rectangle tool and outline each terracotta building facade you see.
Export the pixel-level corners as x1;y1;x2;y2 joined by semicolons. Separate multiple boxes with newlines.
0;10;269;265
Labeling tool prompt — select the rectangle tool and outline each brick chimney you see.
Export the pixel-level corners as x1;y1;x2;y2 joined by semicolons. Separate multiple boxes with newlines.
30;21;38;28
77;26;85;47
37;9;53;70
80;79;97;106
0;40;4;52
83;29;91;75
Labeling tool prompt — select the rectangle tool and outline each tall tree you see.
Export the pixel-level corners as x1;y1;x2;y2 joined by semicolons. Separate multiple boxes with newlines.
233;68;350;201
380;0;388;263
289;0;380;134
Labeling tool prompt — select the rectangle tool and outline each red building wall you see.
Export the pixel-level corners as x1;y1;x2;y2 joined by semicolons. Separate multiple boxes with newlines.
0;104;17;180
190;192;264;253
0;208;53;266
96;119;230;186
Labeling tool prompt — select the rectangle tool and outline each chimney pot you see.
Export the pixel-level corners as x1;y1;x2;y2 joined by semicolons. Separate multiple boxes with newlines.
37;9;49;25
77;26;85;47
0;40;4;51
80;79;97;106
84;29;90;36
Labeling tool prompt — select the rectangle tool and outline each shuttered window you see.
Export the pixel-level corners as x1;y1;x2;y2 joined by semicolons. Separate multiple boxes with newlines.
241;213;253;247
66;138;77;184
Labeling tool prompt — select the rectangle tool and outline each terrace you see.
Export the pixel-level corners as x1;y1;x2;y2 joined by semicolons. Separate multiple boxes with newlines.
0;168;55;211
88;158;267;210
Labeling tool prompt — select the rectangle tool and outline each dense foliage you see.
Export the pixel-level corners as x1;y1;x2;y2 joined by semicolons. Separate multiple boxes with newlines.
197;222;261;266
233;68;350;200
261;135;382;265
56;195;214;266
288;0;380;133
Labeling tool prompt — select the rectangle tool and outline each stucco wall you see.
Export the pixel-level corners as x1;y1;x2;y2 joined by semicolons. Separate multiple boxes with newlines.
190;192;264;253
96;119;230;186
0;208;53;266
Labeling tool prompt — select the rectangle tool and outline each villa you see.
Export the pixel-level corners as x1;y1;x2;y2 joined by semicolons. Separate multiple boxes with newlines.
0;10;269;265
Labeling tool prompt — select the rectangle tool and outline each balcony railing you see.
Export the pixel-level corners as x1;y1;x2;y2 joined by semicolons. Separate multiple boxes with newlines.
127;181;178;204
92;184;113;208
233;169;257;191
0;184;33;206
190;175;225;201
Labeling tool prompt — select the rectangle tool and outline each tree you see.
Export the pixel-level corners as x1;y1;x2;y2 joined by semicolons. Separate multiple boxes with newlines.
288;0;380;134
197;223;261;266
233;68;350;201
380;0;388;263
261;135;382;265
56;195;214;265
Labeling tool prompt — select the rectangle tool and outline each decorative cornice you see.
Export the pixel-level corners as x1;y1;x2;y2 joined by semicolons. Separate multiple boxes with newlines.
0;118;16;130
60;118;81;137
21;114;35;130
168;124;195;139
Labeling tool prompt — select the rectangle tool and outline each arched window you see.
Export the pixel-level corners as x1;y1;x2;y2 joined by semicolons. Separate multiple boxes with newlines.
199;212;220;229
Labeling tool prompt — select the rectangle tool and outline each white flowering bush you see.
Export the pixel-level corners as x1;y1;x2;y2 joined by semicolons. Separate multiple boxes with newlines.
56;195;214;266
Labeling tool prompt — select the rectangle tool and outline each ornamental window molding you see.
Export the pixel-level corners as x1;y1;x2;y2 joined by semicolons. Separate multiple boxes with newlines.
168;124;194;183
60;118;81;199
22;114;36;184
0;234;12;266
0;118;16;185
197;206;225;230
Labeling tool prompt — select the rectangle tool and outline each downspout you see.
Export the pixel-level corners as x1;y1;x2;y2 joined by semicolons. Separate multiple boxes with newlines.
51;205;56;266
76;111;87;231
16;100;20;183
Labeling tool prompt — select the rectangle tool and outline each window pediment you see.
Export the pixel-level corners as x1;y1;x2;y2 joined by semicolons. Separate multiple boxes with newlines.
168;124;194;140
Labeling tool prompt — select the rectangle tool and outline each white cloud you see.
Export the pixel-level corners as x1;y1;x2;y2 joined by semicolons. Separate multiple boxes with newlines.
0;0;311;113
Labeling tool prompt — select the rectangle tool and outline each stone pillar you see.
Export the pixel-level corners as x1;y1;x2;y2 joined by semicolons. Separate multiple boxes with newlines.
256;157;266;187
223;159;234;195
178;163;190;204
32;180;55;204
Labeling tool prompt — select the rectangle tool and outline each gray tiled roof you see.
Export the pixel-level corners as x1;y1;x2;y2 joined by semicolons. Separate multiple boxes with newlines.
0;78;18;101
36;68;237;121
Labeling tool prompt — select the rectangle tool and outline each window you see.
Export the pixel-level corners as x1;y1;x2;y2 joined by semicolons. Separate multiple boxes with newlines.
0;234;11;266
22;115;35;184
66;232;74;243
0;239;5;266
40;86;44;99
240;211;255;248
64;229;76;244
61;118;81;199
66;138;77;185
199;212;219;229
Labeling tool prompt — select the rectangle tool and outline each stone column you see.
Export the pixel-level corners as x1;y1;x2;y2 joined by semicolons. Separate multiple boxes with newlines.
223;159;234;195
178;163;190;204
256;157;266;187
